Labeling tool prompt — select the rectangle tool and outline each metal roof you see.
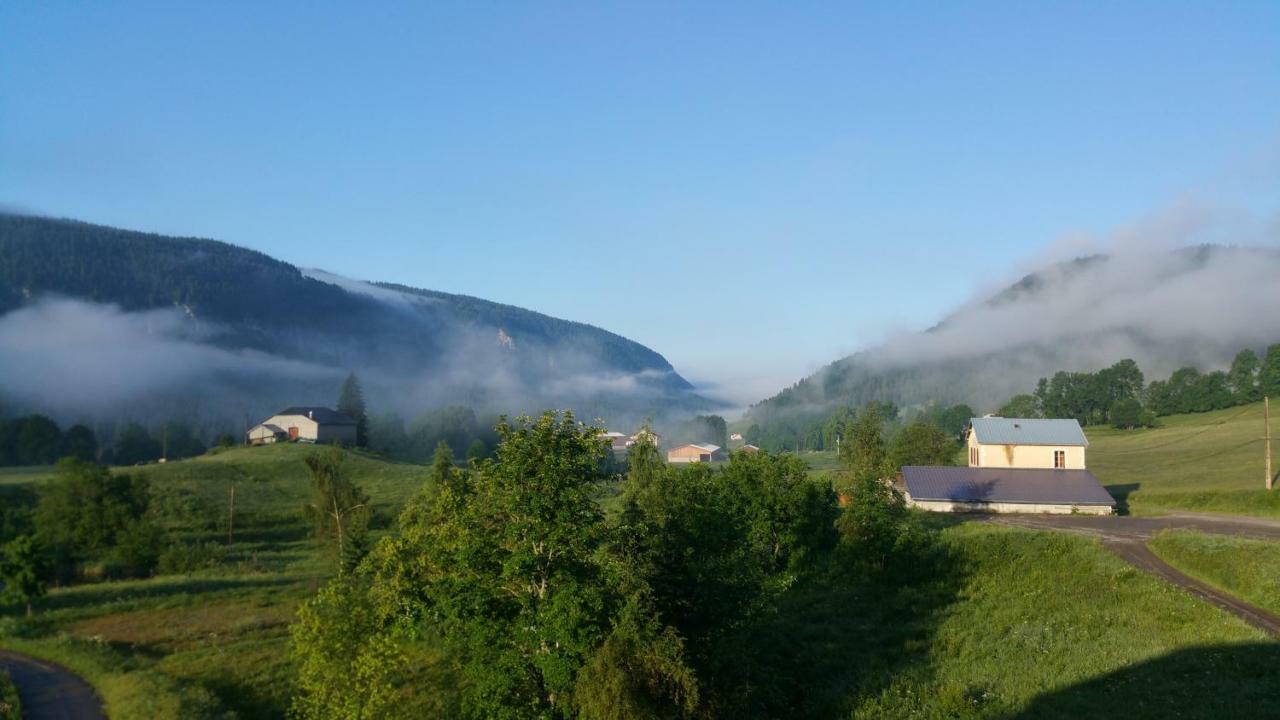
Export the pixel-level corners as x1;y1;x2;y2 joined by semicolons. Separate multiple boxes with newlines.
274;407;357;426
678;443;721;453
970;417;1088;447
901;466;1115;506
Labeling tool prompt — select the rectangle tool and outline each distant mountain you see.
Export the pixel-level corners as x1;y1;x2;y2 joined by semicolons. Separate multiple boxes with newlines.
746;244;1280;436
0;213;709;429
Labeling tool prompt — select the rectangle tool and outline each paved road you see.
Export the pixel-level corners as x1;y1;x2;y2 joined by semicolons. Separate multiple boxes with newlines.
979;512;1280;638
0;650;105;720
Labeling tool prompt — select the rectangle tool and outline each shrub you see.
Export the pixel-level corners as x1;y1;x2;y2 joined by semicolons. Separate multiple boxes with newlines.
0;669;20;720
157;541;225;575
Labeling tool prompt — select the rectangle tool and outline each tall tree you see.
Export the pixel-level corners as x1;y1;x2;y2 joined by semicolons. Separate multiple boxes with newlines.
1262;344;1280;400
887;422;956;469
303;446;371;573
62;424;98;462
840;404;889;482
1228;349;1262;404
337;373;370;448
15;415;63;465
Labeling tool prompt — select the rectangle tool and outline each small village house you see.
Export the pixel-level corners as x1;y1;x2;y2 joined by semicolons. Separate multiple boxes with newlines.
966;417;1087;469
667;443;725;463
738;444;761;454
900;417;1114;516
247;407;357;445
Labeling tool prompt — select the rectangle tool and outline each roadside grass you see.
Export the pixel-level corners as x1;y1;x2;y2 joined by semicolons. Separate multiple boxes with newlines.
1087;402;1279;517
0;668;18;720
0;443;430;720
851;522;1276;719
1149;530;1280;616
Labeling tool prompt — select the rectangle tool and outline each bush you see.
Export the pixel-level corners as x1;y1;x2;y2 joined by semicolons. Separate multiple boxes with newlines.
104;521;165;579
157;542;225;575
0;669;20;720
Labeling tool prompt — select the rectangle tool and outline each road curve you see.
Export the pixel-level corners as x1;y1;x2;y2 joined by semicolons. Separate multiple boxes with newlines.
978;512;1280;638
0;650;105;720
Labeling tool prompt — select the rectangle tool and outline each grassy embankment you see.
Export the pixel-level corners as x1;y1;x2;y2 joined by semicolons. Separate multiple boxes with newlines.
1149;530;1280;616
0;444;428;720
1087;401;1279;516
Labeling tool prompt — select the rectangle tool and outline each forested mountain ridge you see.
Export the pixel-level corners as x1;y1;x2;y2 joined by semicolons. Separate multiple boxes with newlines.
0;213;706;427
745;245;1280;447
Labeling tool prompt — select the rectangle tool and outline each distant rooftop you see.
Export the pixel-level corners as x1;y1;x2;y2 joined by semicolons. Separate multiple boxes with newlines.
970;417;1088;447
688;443;721;452
902;466;1114;507
274;406;357;426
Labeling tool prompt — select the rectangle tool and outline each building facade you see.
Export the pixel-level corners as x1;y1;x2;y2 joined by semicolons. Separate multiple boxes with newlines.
966;417;1088;470
247;407;357;445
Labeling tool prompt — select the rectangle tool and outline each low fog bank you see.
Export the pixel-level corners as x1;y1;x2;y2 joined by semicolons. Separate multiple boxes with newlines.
0;293;710;441
755;242;1280;420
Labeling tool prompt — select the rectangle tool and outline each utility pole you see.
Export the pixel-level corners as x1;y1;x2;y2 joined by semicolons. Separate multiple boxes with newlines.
1266;396;1273;491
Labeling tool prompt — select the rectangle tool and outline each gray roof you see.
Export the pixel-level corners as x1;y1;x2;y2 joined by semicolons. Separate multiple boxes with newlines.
970;417;1088;447
901;466;1115;506
275;406;357;426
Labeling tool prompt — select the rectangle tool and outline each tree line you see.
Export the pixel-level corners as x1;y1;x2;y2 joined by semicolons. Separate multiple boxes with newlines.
998;343;1280;428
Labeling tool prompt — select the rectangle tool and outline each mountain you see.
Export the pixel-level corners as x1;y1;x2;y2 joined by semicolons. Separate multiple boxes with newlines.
0;213;709;430
745;244;1280;441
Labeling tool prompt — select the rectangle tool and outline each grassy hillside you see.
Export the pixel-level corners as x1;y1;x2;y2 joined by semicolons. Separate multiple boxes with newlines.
851;523;1276;718
1087;401;1278;516
0;444;432;720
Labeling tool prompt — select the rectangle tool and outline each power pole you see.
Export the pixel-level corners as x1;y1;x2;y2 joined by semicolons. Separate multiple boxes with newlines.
1266;396;1273;491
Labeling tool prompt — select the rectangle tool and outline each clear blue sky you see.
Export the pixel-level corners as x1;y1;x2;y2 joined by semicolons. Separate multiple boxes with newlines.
3;2;1278;404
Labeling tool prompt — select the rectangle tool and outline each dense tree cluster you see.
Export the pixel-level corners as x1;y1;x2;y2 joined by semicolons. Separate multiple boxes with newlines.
998;343;1280;429
0;415;86;466
290;411;874;719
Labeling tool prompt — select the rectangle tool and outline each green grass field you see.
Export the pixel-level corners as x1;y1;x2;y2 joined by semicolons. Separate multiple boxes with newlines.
1087;402;1279;516
0;444;431;719
848;523;1277;718
1149;530;1280;616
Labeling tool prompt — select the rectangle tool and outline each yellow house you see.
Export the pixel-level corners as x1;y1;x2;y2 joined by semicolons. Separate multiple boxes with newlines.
966;417;1088;470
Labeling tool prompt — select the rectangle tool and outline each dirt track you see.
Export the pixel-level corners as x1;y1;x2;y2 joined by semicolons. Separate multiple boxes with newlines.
979;512;1280;638
0;649;105;720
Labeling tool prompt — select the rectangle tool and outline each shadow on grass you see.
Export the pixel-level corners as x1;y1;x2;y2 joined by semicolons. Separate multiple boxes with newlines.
1014;643;1280;719
1105;482;1140;515
34;575;305;614
699;529;970;719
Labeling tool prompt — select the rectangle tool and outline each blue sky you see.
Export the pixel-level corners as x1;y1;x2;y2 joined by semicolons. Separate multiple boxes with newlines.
3;2;1278;404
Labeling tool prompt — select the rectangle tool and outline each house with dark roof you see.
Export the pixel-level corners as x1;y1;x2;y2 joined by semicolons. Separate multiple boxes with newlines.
247;407;357;445
900;417;1114;515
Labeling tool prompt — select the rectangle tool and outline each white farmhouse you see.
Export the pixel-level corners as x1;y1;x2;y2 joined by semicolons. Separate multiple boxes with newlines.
247;407;357;445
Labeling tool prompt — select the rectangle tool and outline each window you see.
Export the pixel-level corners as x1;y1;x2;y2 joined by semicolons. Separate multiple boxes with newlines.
1054;450;1065;469
969;446;979;467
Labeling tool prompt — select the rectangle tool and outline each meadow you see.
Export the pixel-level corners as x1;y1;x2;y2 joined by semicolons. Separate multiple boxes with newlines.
2;426;1279;718
1087;401;1278;516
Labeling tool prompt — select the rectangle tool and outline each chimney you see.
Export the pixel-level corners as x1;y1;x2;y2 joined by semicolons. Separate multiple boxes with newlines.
309;410;313;419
